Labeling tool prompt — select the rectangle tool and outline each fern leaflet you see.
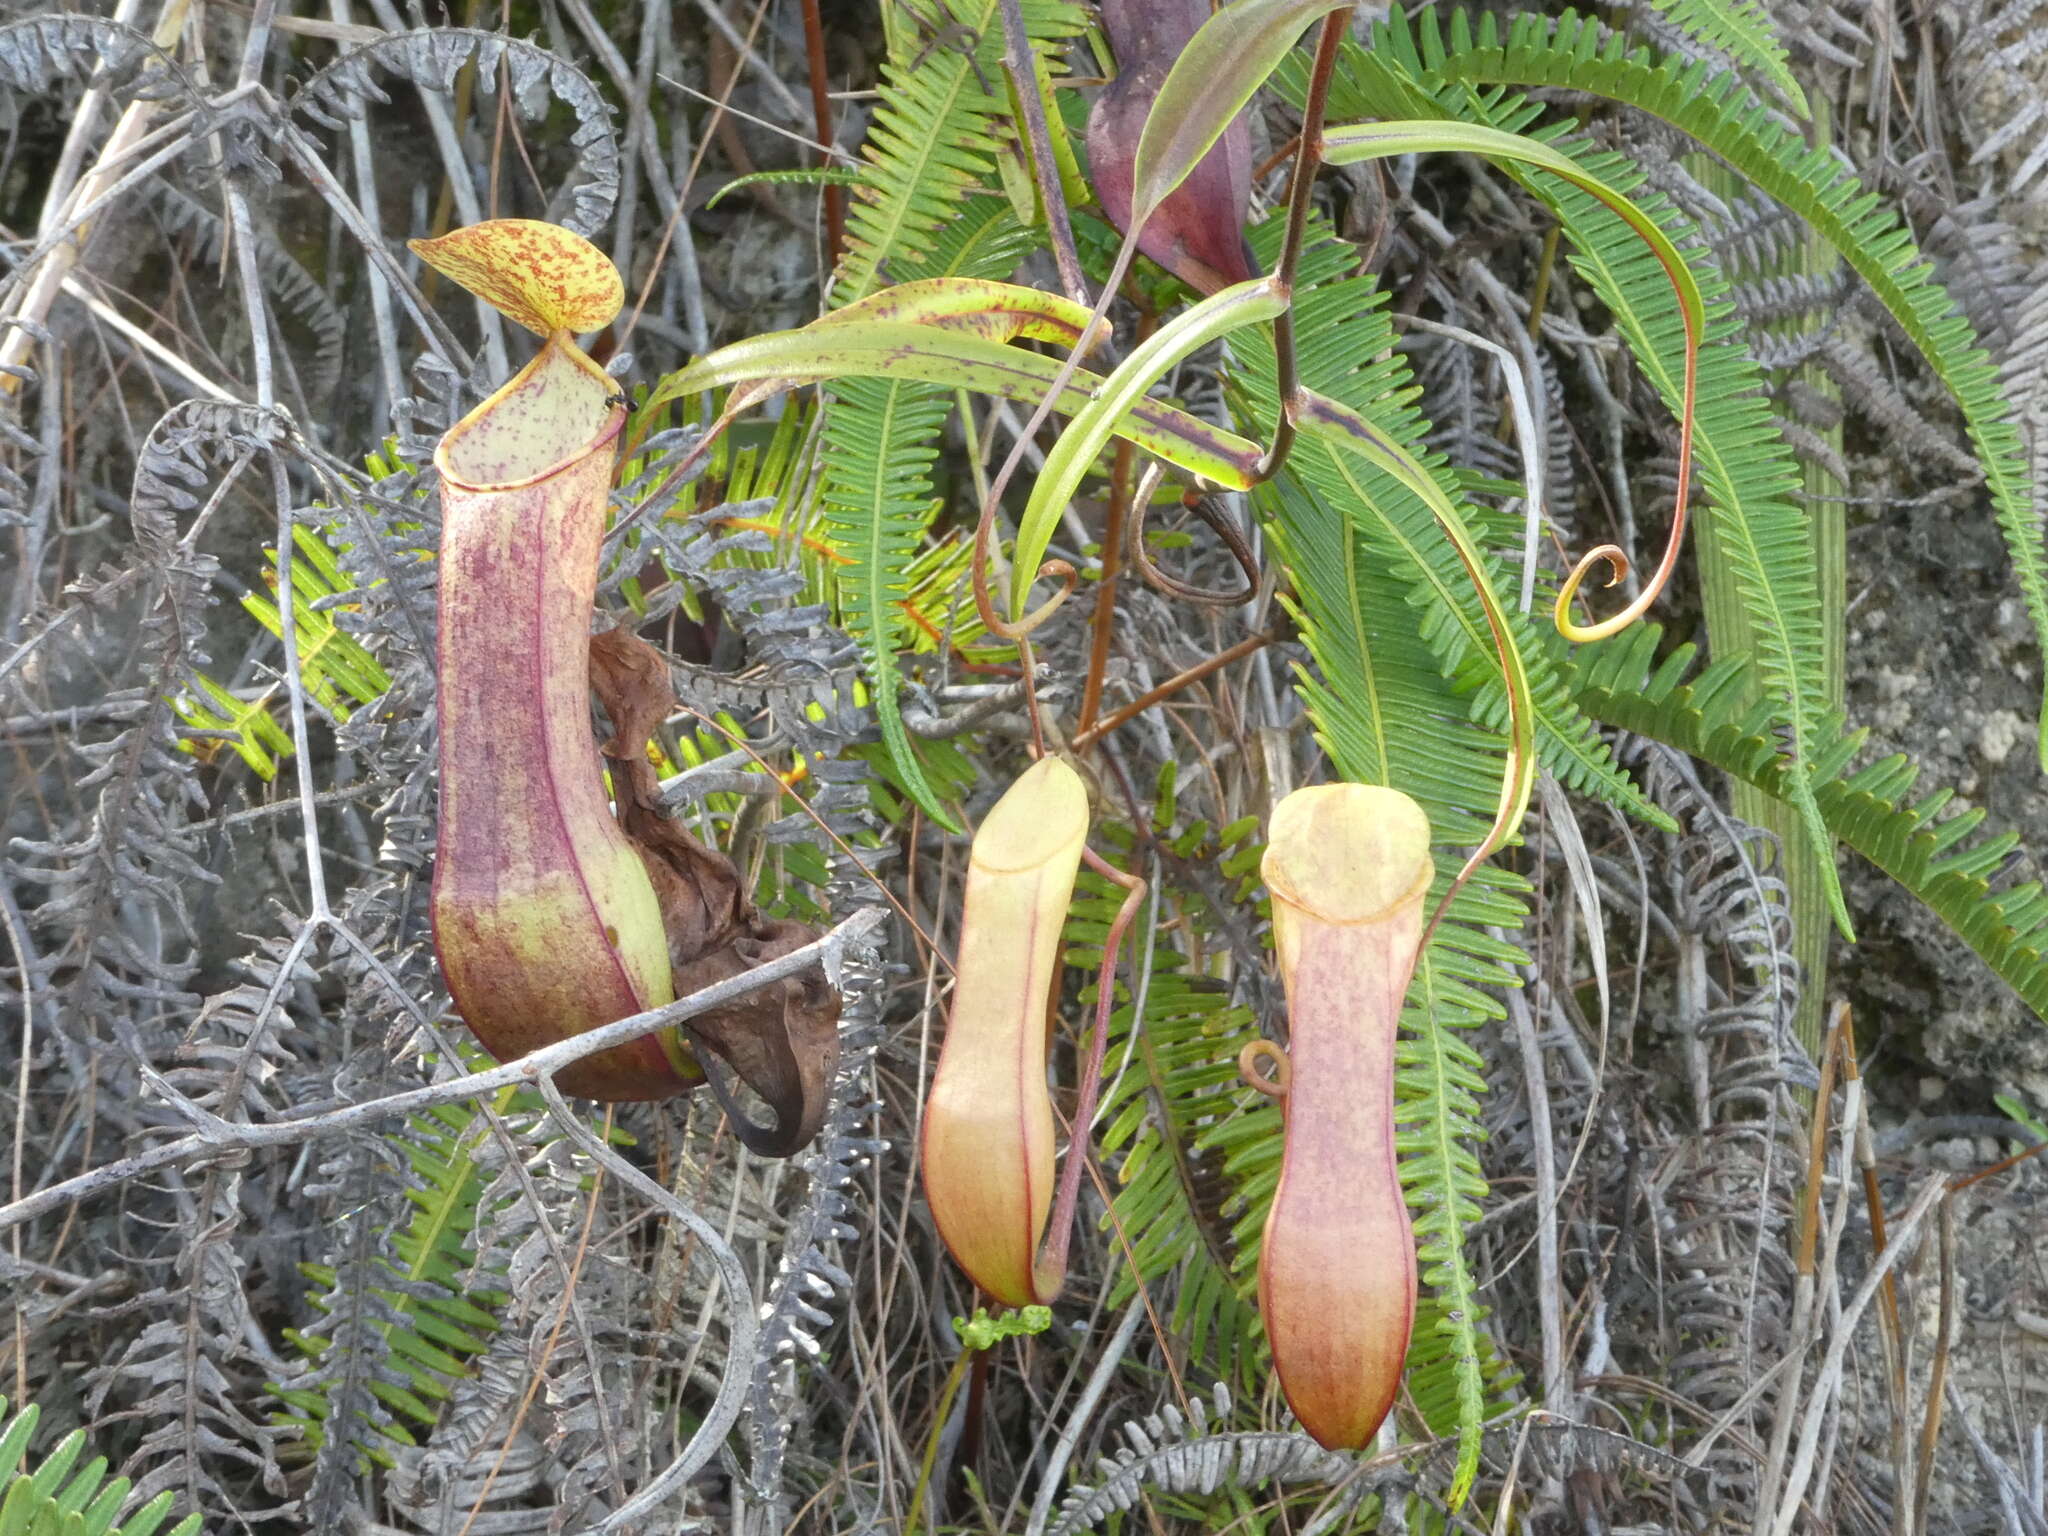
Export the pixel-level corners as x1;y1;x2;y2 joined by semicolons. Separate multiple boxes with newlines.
0;1395;201;1536
1634;0;1806;117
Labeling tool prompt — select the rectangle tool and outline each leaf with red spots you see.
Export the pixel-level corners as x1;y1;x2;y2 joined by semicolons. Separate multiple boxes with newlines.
410;218;625;335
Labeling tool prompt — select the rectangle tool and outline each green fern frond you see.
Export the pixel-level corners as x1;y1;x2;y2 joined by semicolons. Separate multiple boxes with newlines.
275;1092;518;1467
1574;624;2048;1018
818;375;961;827
1634;0;1806;117
173;674;296;777
0;1397;200;1536
833;0;1083;304
821;0;1077;820
174;525;394;780
1375;5;2048;771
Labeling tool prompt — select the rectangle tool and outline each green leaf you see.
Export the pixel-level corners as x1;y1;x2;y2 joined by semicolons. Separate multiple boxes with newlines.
1320;118;1704;349
1130;0;1350;228
0;1402;38;1487
1011;277;1285;618
670;321;1262;490
1637;0;1807;117
1232;227;1673;834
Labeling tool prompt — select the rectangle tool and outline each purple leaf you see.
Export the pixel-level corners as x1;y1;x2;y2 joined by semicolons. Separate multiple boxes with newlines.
1087;0;1258;294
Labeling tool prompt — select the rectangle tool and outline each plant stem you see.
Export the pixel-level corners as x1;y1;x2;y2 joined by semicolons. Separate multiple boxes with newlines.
1078;303;1160;735
1027;846;1145;1298
1255;10;1348;483
905;1343;978;1536
1078;436;1138;737
996;0;1088;304
1070;630;1276;750
798;0;844;267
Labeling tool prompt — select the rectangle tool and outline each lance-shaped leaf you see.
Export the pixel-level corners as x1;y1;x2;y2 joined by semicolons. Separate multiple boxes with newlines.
422;224;695;1101
1323;118;1712;659
665;318;1263;489
1127;0;1352;234
1088;0;1258;294
922;758;1089;1308
1011;277;1286;617
637;277;1115;451
1258;783;1433;1449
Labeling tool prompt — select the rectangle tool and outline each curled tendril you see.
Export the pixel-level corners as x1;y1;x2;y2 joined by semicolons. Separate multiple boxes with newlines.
1554;324;1698;642
971;496;1078;641
1239;1038;1292;1098
1129;468;1262;607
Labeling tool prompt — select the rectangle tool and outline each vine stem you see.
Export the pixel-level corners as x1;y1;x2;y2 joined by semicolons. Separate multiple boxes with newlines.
1027;846;1145;1301
1253;9;1349;484
995;0;1087;303
1077;365;1147;738
904;1339;978;1536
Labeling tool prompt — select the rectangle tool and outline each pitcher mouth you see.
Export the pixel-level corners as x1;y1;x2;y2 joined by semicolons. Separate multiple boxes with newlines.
435;336;625;494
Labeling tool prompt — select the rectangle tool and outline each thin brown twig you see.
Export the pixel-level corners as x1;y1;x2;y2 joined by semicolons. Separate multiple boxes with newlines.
1069;629;1278;751
1912;1194;1955;1536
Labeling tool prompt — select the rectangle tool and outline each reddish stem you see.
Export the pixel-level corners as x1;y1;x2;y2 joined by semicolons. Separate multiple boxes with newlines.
797;0;843;267
1078;436;1138;737
1069;630;1276;752
1254;11;1350;484
1028;846;1145;1299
